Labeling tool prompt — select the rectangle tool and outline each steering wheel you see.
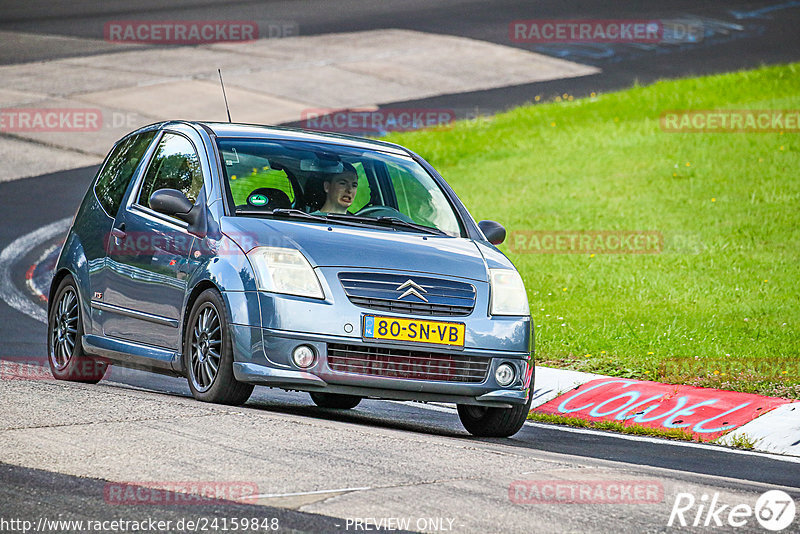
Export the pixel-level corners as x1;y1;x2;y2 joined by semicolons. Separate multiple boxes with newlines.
355;205;415;222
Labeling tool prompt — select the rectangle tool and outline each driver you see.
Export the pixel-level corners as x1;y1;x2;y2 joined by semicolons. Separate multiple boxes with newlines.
315;163;359;214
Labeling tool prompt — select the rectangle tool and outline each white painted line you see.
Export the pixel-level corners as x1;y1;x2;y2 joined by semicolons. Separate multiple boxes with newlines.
25;243;59;302
397;401;800;464
524;422;800;464
395;401;457;414
251;486;371;499
0;217;70;324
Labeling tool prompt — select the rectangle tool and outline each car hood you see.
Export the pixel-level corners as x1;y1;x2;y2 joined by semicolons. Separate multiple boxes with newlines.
221;217;490;282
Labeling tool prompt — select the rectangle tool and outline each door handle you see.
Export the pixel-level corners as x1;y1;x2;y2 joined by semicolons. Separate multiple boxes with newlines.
111;225;126;245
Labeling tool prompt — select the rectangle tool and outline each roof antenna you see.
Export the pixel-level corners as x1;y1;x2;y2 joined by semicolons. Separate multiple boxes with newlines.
218;69;232;123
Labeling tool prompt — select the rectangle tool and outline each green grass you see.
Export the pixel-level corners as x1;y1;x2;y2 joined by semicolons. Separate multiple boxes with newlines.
722;433;758;450
384;63;800;398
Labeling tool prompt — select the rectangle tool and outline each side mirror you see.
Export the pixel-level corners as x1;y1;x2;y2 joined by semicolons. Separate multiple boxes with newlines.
478;220;506;245
149;188;207;237
149;188;193;217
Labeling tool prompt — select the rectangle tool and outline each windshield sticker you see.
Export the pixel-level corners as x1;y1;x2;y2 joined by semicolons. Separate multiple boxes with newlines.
249;194;268;206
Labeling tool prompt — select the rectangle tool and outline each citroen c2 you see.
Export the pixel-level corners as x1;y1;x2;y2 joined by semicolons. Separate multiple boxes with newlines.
48;121;534;437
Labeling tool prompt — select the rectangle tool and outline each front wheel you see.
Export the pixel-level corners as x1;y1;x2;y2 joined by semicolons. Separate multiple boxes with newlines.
309;392;361;409
47;275;107;383
184;289;253;406
457;395;532;437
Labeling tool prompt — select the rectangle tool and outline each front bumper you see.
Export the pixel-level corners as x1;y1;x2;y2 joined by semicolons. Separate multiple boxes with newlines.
230;325;534;408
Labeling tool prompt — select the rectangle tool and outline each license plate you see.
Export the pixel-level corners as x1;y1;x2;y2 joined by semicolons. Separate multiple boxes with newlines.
362;315;465;347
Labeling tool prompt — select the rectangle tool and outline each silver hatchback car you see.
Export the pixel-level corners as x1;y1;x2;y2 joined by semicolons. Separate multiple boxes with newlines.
48;121;534;437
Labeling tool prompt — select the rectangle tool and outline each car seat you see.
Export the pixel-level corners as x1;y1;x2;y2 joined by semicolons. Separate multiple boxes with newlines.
245;187;292;210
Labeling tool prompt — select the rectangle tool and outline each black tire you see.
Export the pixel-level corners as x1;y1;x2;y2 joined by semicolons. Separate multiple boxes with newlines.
309;392;362;409
47;275;107;383
184;289;253;406
457;395;533;438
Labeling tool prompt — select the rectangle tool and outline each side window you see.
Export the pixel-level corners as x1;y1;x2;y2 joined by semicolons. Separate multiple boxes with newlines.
94;131;156;217
387;162;461;236
137;133;204;210
388;162;429;216
349;162;372;212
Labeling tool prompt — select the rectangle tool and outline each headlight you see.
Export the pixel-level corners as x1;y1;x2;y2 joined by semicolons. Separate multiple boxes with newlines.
246;247;324;299
489;268;529;316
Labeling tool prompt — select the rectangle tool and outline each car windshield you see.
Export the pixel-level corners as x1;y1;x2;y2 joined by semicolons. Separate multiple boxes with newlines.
216;138;463;237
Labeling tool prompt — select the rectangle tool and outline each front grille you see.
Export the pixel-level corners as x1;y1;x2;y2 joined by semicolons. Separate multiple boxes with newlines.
338;272;476;316
327;343;489;383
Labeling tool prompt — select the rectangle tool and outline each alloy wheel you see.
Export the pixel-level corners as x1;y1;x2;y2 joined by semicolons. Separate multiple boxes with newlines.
50;288;79;370
189;303;222;392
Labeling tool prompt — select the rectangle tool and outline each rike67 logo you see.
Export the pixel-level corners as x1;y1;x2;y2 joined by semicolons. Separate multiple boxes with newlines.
668;490;796;531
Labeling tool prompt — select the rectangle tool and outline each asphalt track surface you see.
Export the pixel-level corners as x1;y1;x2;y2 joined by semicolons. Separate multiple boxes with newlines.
1;1;800;116
2;1;800;532
1;463;366;534
2;163;800;534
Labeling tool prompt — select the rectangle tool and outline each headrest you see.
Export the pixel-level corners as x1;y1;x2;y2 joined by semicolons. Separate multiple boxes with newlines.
247;188;292;209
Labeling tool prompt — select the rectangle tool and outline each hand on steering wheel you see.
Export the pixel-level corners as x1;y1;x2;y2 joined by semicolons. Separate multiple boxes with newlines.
356;205;413;222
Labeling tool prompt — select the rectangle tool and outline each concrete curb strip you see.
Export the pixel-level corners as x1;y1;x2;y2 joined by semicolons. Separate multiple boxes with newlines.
533;366;800;457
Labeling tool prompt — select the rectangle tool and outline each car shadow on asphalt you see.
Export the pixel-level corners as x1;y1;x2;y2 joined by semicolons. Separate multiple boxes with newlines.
103;376;535;444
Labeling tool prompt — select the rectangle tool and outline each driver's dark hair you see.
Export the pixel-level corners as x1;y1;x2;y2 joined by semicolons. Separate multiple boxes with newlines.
322;162;358;182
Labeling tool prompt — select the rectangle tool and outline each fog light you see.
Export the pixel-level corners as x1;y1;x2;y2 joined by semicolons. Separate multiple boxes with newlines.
292;345;316;368
495;363;516;387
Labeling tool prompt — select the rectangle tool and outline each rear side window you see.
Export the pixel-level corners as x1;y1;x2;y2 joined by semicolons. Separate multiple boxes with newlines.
94;131;156;217
137;132;204;209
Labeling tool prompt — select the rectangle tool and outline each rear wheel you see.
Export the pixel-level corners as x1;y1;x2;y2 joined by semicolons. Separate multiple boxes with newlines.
457;395;532;437
47;275;107;383
309;392;362;409
184;289;253;406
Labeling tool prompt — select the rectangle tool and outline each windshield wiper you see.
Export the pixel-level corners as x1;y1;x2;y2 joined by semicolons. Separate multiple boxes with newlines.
235;207;329;221
262;208;367;229
236;207;328;222
268;208;327;221
237;208;447;235
323;213;446;236
375;216;447;236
